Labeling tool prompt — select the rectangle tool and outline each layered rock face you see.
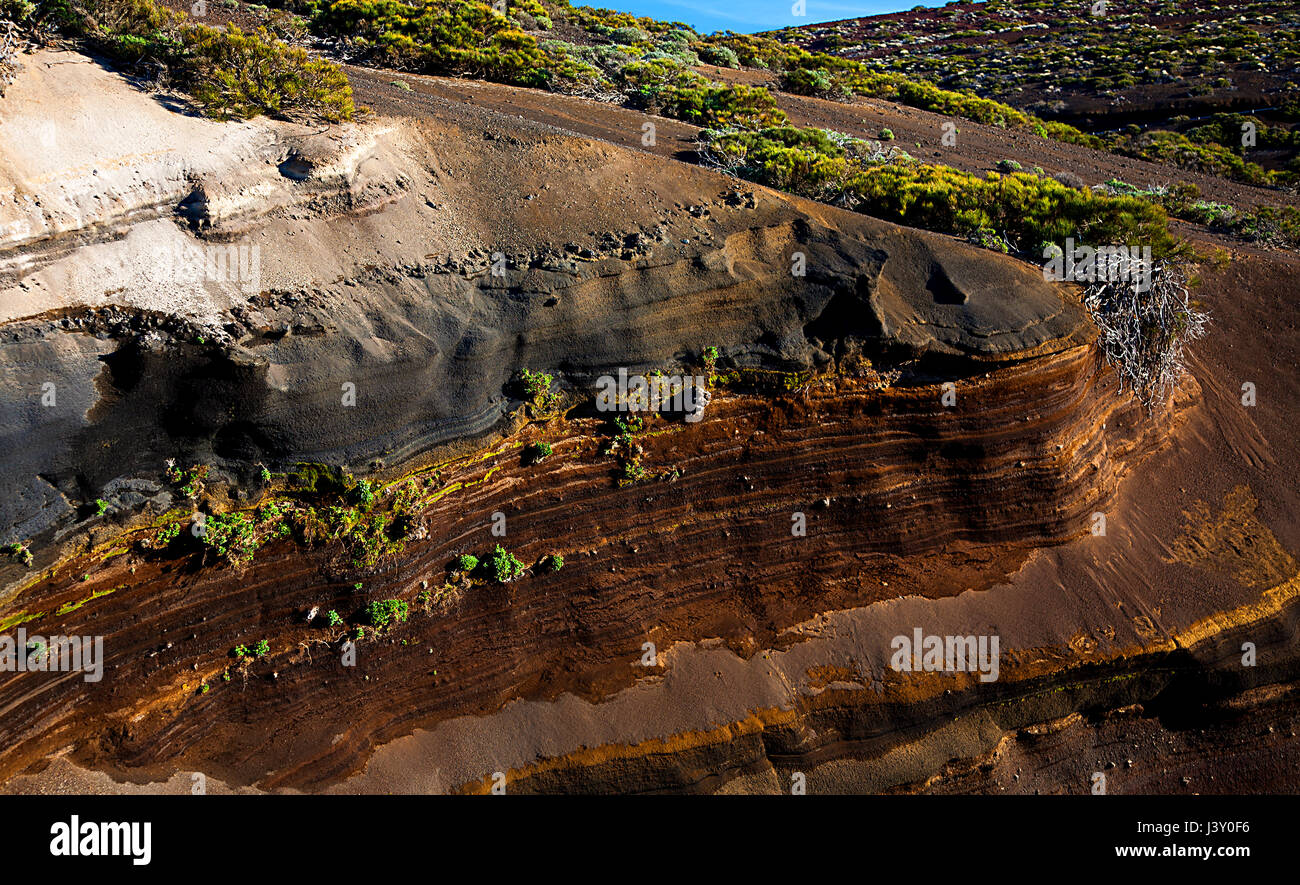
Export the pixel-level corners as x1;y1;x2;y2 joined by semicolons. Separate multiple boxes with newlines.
0;51;1193;792
0;50;1089;553
0;342;1159;789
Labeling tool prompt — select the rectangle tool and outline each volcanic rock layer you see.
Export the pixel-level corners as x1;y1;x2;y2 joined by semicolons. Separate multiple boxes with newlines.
2;50;1295;794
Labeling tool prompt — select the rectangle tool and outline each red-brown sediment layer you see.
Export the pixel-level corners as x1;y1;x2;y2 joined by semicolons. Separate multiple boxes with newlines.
0;339;1167;790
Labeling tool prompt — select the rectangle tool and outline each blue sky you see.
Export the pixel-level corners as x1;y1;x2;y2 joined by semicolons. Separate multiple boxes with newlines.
581;1;951;34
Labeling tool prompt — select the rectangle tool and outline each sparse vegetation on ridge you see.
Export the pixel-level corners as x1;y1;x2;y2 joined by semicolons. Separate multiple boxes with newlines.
699;125;1184;259
775;0;1300;186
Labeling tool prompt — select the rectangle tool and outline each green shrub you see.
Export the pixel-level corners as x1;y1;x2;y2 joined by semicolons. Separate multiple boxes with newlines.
19;0;353;123
518;368;561;413
1;542;33;567
454;553;479;572
1112;129;1273;186
841;164;1181;258
365;597;409;628
154;522;183;548
348;478;376;507
313;0;597;91
699;125;849;192
608;25;647;45
183;25;355;122
705;124;1180;258
624;63;786;129
526;440;553;463
519;368;552;399
343;508;408;568
1232;205;1300;248
1035;120;1104;148
697;44;739;68
201;511;260;563
486;544;525;583
782;65;846;99
701;344;719;367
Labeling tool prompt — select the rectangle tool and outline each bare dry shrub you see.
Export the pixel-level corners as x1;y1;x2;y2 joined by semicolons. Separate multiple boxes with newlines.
1083;262;1208;408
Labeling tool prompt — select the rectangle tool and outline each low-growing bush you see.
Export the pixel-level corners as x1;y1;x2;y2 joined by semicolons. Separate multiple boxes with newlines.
1;541;33;567
1112;129;1273;186
700;126;1178;258
180;25;357;123
623;61;787;129
526;440;553;463
607;25;647;45
313;0;599;91
697;43;739;68
841;164;1182;258
365;597;409;628
9;0;354;123
781;65;848;99
1034;120;1104;149
486;544;525;583
201;511;259;563
518;368;562;414
699;125;849;194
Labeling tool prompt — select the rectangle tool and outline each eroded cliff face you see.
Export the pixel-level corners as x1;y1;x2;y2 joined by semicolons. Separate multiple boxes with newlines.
4;50;1281;795
0;50;1089;558
0;341;1165;789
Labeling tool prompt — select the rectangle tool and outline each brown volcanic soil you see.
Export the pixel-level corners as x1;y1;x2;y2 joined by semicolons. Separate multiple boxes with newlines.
350;62;1300;217
2;52;1299;794
897;687;1300;795
347;65;702;161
